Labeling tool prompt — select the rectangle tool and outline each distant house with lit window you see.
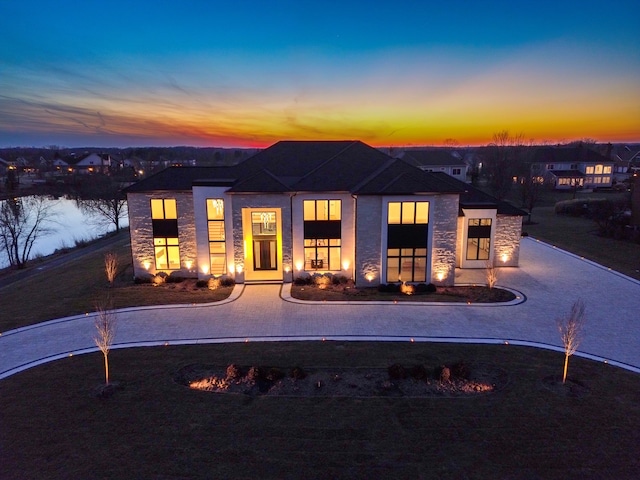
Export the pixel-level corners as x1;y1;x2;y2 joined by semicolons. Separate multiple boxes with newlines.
398;149;468;182
125;141;525;287
530;146;614;190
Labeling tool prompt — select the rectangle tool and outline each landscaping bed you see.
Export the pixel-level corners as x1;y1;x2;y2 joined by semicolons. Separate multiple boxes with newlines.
291;283;516;303
177;361;507;397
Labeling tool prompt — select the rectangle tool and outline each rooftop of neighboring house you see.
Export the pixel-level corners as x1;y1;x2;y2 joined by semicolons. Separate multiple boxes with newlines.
530;145;612;165
398;149;465;167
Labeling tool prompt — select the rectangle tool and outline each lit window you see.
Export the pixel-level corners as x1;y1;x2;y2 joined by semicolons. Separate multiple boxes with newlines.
586;166;595;174
206;199;225;275
151;199;180;269
466;218;492;261
386;201;429;282
303;200;341;270
603;166;612;174
595;164;603;174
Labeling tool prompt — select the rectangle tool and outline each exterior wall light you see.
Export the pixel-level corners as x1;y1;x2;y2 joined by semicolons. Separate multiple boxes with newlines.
229;264;235;274
201;265;209;275
236;264;243;273
342;260;350;271
296;261;303;271
185;260;193;270
365;273;375;282
143;261;151;271
501;253;509;263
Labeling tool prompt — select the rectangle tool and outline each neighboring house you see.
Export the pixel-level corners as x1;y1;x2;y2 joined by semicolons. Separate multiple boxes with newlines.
399;150;468;182
125;141;525;287
61;153;111;174
530;146;614;190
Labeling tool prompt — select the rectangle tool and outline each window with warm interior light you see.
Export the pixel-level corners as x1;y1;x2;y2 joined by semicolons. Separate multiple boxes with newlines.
303;200;341;270
207;199;226;275
466;218;491;260
251;211;277;270
151;198;180;269
386;201;429;282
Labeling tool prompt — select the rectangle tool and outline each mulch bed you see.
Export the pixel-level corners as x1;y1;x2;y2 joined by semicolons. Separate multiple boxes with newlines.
175;363;509;398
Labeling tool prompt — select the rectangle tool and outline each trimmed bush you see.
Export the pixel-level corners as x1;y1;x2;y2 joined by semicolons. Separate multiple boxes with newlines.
410;364;429;380
266;367;285;381
165;275;184;284
207;277;221;290
247;366;263;381
332;275;349;285
225;364;243;380
436;365;451;383
425;283;437;293
388;363;407;380
220;277;235;287
195;280;208;288
451;361;470;380
290;366;307;380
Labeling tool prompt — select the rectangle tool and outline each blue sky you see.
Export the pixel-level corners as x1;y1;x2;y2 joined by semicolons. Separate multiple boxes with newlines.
1;0;639;147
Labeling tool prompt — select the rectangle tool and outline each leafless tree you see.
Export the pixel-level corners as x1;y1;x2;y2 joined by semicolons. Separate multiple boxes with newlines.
76;176;127;233
104;252;118;286
485;130;526;200
557;299;586;384
0;196;57;269
485;261;498;289
94;296;117;385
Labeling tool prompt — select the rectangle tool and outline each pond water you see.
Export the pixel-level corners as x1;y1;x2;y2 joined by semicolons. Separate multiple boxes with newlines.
0;195;128;269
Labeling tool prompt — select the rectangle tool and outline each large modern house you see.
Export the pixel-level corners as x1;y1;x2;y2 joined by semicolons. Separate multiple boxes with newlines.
125;141;525;287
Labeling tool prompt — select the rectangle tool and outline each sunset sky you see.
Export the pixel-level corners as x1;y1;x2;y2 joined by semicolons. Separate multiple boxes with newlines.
1;0;639;148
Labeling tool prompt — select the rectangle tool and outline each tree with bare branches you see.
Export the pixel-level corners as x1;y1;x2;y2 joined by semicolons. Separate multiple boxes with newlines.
0;196;56;269
485;130;526;200
557;299;586;384
485;261;498;289
104;252;118;286
76;176;127;233
94;297;117;385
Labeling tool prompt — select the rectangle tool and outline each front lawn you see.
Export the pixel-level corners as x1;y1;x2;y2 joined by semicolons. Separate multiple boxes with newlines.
1;341;638;479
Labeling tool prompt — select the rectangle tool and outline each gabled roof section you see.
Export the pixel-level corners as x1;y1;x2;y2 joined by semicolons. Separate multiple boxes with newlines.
355;160;465;195
530;146;611;165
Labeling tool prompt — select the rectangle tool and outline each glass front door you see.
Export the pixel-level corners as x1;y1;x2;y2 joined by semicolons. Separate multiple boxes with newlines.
251;211;277;271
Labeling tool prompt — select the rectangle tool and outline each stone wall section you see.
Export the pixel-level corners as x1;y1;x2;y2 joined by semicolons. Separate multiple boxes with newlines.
429;194;459;285
354;196;382;286
494;215;523;267
127;191;196;278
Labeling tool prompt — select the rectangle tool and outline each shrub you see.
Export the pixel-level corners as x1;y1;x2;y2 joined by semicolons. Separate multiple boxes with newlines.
414;283;428;294
450;361;470;380
314;274;332;289
247;366;263;381
219;277;235;287
294;276;312;286
436;365;451;383
377;284;389;292
195;280;208;288
410;364;429;380
387;363;407;380
290;366;307;380
207;277;221;290
152;274;166;286
266;367;285;381
400;282;415;295
425;283;437;293
225;364;243;380
134;275;152;284
332;275;349;285
166;274;184;284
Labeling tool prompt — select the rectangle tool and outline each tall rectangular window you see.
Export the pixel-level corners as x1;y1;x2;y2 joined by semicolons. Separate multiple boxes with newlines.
303;200;341;270
466;218;491;260
207;199;226;275
386;201;429;282
151;198;180;270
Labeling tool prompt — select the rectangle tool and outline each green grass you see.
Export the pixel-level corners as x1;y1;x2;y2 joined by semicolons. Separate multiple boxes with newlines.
1;341;638;479
0;235;232;331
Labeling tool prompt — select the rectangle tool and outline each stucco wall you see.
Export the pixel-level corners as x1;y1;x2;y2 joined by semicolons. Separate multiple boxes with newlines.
127;191;196;279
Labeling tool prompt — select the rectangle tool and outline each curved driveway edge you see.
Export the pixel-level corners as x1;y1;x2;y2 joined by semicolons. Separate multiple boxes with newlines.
1;237;639;380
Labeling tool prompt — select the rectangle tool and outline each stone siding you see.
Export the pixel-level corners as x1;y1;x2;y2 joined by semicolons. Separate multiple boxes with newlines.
430;194;459;285
354;196;382;286
494;215;523;266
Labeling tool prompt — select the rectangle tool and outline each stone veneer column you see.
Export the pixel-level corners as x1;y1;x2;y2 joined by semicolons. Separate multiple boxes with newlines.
429;194;459;286
354;196;382;287
493;215;523;267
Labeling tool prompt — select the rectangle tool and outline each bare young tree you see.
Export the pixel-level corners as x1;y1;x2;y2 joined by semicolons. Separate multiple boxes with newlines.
485;130;526;200
94;297;117;385
485;261;498;289
557;299;586;384
0;196;57;269
104;252;118;286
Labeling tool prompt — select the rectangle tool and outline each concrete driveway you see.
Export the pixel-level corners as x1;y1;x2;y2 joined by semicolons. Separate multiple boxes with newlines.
1;237;639;379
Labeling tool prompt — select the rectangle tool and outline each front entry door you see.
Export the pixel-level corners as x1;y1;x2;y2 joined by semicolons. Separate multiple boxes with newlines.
254;239;276;270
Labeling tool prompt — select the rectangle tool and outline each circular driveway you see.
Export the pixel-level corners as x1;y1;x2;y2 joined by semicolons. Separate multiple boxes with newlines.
1;237;639;379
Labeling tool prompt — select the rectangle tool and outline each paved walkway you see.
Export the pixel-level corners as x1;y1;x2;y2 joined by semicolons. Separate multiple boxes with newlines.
1;237;639;379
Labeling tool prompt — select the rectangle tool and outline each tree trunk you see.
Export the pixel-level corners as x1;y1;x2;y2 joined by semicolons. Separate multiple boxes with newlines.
104;353;110;385
562;353;569;384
